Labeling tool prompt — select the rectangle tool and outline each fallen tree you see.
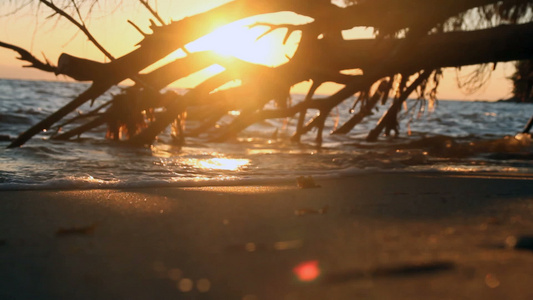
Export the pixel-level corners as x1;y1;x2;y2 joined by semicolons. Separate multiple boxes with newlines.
2;0;533;148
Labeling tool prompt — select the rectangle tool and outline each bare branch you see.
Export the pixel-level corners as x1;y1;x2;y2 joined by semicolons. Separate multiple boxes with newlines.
249;22;306;44
139;0;166;26
128;20;149;37
39;0;115;60
0;41;57;73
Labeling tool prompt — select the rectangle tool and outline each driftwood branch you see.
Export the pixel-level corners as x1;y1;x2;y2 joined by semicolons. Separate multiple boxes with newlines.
332;79;392;135
39;0;115;60
4;0;533;148
139;0;166;26
367;70;433;141
8;83;109;148
0;41;57;73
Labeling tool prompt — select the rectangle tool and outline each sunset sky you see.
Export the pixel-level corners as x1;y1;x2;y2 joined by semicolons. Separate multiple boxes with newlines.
0;0;517;101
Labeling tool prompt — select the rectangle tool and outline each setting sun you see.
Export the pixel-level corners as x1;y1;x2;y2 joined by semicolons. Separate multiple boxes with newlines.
185;17;299;67
158;14;305;90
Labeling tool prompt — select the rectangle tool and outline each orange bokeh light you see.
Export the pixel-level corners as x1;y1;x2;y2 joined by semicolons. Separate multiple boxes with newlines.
293;260;320;282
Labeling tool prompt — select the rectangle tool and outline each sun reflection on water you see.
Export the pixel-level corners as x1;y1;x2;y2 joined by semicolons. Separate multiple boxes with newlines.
194;158;250;171
151;144;251;173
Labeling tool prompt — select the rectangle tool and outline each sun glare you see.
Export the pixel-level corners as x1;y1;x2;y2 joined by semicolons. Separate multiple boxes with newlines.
185;18;298;67
150;13;312;90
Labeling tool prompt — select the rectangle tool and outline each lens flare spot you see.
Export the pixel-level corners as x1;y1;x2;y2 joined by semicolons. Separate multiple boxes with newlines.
168;268;182;281
196;278;211;293
293;260;320;282
178;278;194;292
245;242;257;252
485;273;501;288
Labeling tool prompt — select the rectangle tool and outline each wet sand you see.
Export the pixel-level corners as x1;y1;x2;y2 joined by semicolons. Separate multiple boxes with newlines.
1;172;533;299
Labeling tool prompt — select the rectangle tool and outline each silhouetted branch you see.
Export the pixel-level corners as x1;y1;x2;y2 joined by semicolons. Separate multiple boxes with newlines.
367;70;433;142
39;0;115;60
5;0;533;148
139;0;166;26
0;41;57;73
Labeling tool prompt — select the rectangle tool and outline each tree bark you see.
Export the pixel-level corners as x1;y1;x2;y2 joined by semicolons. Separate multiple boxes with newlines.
319;22;533;74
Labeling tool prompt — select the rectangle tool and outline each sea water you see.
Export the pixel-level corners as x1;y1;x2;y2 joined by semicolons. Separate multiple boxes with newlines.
0;78;532;190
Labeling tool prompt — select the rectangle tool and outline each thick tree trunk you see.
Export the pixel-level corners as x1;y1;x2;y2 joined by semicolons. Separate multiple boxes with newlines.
335;0;511;32
321;22;533;74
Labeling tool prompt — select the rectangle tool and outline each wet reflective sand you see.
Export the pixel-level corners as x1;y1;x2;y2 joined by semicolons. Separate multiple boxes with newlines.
1;172;533;299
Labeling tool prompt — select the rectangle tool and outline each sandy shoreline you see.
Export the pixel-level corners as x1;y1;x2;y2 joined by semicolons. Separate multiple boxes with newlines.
1;172;533;299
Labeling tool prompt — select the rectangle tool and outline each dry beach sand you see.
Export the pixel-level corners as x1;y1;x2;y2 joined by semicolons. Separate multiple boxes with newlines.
1;172;533;299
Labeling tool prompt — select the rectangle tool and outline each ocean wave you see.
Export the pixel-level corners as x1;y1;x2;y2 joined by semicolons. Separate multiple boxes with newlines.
1;79;533;191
